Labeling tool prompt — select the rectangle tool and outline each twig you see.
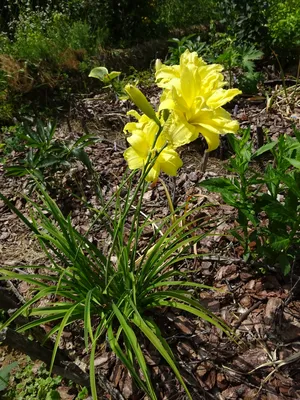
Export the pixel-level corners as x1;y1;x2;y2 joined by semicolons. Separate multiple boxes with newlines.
233;301;262;330
200;151;209;173
199;255;247;264
284;275;300;306
6;280;26;304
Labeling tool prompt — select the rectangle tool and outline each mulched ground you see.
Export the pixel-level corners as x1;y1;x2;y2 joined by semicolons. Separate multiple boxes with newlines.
1;81;300;400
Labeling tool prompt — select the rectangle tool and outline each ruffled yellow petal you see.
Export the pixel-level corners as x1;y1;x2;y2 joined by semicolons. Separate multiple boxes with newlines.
159;148;183;176
155;65;180;88
127;132;149;157
124;122;139;133
180;65;196;109
206;88;241;109
198;128;220;152
127;110;141;120
159;97;176;111
146;162;161;182
194;108;240;135
180;50;206;68
123;147;144;169
163;113;199;148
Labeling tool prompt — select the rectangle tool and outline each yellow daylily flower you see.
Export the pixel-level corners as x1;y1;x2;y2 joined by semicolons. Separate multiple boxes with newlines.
123;116;183;181
156;50;241;152
124;110;197;149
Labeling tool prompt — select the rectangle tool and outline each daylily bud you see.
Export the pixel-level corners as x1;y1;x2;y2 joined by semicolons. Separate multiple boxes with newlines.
125;84;159;125
155;59;162;71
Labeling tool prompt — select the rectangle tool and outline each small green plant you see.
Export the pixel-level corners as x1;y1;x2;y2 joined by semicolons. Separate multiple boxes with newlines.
5;120;97;190
0;362;18;392
215;42;263;90
200;127;300;274
3;359;61;400
88;66;125;98
0;124;26;158
165;34;207;65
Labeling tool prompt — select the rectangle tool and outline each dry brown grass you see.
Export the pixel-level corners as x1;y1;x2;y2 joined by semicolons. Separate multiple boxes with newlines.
58;48;87;71
0;54;34;93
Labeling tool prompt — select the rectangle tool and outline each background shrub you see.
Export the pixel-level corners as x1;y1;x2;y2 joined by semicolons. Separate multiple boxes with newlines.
215;0;270;46
157;0;216;29
268;0;300;59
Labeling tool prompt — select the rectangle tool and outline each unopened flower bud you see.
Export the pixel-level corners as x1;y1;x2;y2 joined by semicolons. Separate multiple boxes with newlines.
125;84;159;125
155;59;162;71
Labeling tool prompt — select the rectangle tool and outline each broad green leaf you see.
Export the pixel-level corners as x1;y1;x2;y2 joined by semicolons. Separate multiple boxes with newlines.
252;141;277;158
285;157;300;169
107;71;121;80
277;254;291;275
270;237;290;251
71;148;93;171
72;134;99;147
199;177;236;194
89;67;109;81
37;156;61;168
46;390;61;400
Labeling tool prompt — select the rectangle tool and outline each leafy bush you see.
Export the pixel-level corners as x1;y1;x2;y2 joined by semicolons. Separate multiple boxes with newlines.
6;10;94;65
216;0;270;45
157;0;217;28
200;128;300;274
268;0;300;57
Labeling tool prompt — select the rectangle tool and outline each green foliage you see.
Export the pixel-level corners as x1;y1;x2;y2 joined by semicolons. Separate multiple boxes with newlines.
5;120;97;191
0;101;14;124
166;35;207;65
0;124;26;158
216;0;270;45
0;161;231;399
6;10;94;64
215;0;300;60
200;128;300;274
0;363;18;392
3;359;61;400
157;0;216;28
238;71;263;94
89;66;126;98
268;0;300;56
215;42;263;90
